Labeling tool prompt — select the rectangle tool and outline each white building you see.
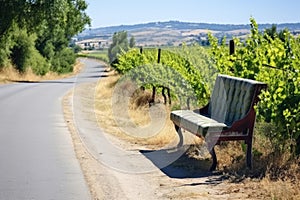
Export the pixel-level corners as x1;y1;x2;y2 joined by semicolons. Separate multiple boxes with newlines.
76;39;109;49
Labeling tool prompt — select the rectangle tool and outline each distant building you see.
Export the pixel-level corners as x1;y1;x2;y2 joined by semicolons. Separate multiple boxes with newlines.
75;39;109;50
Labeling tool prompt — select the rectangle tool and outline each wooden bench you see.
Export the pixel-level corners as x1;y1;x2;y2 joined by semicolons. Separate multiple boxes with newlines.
170;74;267;171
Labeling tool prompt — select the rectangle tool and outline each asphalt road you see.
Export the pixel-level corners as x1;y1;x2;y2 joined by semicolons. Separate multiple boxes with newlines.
0;58;102;200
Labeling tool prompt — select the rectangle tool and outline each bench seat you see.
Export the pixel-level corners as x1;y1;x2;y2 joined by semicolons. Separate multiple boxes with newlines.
171;110;228;136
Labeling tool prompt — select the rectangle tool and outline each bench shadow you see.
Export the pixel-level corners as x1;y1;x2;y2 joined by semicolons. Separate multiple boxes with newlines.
140;146;225;182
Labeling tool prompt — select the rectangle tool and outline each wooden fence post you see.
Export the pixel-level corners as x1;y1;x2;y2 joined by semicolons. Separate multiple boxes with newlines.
157;48;161;63
140;47;143;54
151;48;161;104
229;39;235;55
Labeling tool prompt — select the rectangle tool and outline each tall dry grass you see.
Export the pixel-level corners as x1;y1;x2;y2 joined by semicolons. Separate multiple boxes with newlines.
94;70;178;148
0;61;82;84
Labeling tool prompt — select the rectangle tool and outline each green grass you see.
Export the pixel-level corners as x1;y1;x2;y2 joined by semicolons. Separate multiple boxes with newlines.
77;50;109;63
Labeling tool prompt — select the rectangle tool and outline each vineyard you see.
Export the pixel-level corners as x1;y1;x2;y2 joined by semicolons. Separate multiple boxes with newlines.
112;18;300;180
114;45;217;108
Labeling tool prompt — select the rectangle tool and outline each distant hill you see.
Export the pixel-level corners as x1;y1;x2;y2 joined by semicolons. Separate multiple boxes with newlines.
77;21;300;48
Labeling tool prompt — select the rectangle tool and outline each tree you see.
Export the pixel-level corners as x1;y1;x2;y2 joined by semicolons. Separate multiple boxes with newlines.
35;0;90;73
0;0;91;73
264;24;277;40
108;31;130;65
129;36;136;48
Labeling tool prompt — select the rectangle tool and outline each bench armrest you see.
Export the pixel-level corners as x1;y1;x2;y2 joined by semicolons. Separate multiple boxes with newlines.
193;103;210;116
223;107;256;134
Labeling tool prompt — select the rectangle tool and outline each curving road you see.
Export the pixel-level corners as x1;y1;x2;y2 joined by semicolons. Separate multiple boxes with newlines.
0;58;102;200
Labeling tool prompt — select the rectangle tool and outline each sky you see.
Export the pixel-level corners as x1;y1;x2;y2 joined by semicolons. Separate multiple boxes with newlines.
85;0;300;28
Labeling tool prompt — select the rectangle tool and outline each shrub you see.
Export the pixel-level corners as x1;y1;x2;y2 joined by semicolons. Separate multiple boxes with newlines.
50;48;76;74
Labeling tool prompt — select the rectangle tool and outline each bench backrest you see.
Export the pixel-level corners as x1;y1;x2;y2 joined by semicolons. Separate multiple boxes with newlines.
208;74;266;126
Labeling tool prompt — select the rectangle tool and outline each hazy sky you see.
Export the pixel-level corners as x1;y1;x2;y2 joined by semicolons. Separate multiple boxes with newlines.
85;0;300;28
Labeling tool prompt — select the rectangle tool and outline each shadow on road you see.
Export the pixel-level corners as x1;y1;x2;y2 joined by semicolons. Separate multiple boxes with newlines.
12;80;75;84
78;75;108;79
140;147;225;184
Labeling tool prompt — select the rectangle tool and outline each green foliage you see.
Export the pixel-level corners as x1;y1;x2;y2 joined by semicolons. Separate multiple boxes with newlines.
115;46;216;107
0;0;90;75
72;45;82;54
28;50;49;76
51;48;76;74
209;17;300;154
4;26;48;75
171;44;218;92
108;31;130;64
115;48;146;73
10;28;37;72
129;36;136;48
0;29;14;68
77;50;109;63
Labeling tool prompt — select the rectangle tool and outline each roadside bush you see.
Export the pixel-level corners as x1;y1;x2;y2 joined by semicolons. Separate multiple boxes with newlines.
28;49;49;76
50;48;75;74
7;27;49;75
10;28;36;72
0;33;13;69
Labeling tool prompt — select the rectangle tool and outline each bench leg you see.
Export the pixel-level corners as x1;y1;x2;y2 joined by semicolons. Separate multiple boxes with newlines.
175;125;183;148
162;87;167;104
246;138;253;169
207;142;217;171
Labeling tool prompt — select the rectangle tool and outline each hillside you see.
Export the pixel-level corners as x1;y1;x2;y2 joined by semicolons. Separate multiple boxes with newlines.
76;20;300;48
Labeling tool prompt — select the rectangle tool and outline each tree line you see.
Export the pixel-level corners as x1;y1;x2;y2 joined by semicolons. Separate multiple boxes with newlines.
0;0;90;75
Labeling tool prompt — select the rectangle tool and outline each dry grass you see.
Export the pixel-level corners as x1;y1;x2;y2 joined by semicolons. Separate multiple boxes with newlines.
200;133;300;199
94;70;186;148
0;61;83;84
259;176;300;199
